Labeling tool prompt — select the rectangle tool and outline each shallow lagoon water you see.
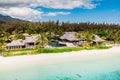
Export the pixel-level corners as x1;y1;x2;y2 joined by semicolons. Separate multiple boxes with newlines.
0;53;120;80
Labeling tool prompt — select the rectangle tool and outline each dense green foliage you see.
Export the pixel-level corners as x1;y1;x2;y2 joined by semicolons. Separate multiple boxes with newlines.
0;21;120;43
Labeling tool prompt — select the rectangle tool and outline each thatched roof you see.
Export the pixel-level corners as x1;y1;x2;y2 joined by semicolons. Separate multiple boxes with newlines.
23;36;38;43
60;32;79;41
6;39;24;47
6;35;39;47
93;35;105;42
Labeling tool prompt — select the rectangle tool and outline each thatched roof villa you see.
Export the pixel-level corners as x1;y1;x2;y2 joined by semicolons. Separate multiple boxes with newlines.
6;39;25;50
23;35;38;48
6;34;38;50
60;32;79;42
59;32;105;46
59;32;86;47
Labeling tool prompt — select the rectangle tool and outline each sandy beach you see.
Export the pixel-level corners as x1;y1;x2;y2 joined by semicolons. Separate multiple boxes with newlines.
0;46;120;70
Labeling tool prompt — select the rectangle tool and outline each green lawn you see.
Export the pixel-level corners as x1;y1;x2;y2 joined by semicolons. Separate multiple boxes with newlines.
3;46;111;57
4;48;35;57
41;46;111;53
41;47;85;53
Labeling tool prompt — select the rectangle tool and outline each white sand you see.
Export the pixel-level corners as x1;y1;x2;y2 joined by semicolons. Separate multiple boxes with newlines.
0;46;120;70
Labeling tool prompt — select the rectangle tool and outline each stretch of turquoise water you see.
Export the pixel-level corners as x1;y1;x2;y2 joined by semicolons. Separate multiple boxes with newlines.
0;54;120;80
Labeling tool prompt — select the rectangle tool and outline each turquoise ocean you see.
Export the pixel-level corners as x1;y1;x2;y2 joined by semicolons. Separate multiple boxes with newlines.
0;53;120;80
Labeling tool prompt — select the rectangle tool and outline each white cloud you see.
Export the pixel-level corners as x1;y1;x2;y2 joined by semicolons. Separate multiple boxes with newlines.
0;0;98;21
0;0;97;9
0;7;43;21
34;0;96;9
45;12;70;16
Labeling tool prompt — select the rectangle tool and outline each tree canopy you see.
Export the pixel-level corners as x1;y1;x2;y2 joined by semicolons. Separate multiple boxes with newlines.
0;21;120;43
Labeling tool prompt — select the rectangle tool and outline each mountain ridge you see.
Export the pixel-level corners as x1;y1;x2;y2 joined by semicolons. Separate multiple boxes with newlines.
0;14;25;22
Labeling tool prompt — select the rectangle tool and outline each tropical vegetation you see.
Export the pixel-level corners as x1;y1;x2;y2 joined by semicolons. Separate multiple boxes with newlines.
0;21;119;56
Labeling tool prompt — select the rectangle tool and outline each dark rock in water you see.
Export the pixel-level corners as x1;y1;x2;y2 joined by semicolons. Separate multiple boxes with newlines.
54;76;77;80
76;74;82;78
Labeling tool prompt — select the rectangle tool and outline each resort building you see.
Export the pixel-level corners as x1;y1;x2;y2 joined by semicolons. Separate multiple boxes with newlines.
59;32;105;47
6;34;38;50
23;36;38;48
93;35;105;43
60;32;79;43
6;39;25;50
6;33;105;50
59;32;85;47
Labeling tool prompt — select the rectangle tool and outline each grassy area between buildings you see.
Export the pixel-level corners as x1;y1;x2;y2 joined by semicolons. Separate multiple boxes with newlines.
3;46;111;57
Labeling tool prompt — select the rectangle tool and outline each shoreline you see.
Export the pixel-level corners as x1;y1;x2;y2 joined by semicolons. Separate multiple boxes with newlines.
0;46;120;70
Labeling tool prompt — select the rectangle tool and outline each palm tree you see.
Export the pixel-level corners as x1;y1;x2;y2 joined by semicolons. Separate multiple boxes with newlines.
75;31;94;42
0;30;7;55
0;38;6;55
35;33;48;53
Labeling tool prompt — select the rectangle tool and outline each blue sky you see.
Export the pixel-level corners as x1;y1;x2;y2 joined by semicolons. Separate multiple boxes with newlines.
0;0;120;24
40;0;120;23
